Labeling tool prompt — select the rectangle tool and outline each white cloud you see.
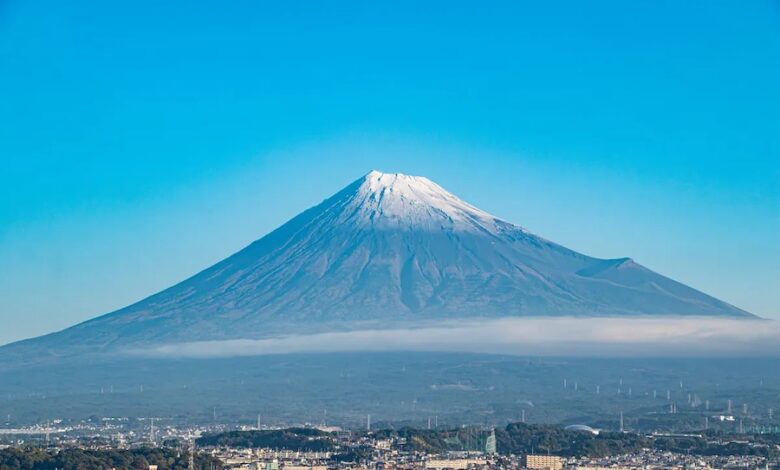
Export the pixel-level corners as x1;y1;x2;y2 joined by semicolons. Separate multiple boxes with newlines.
130;317;780;359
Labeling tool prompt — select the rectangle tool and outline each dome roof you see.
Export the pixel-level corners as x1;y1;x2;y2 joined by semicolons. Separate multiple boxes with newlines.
564;424;599;435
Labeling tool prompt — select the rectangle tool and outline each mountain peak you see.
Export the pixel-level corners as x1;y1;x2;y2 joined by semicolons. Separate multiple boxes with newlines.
348;170;499;232
362;170;435;192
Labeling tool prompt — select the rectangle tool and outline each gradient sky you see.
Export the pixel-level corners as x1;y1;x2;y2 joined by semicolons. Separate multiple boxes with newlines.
0;1;778;345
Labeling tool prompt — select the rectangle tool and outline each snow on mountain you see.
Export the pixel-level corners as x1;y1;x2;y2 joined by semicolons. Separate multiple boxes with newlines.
346;170;500;231
3;170;754;357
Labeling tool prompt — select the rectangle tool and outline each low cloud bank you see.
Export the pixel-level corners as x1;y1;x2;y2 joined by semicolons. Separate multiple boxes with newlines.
132;317;780;358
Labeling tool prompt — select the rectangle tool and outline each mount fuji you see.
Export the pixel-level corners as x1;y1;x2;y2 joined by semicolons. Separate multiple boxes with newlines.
2;170;753;361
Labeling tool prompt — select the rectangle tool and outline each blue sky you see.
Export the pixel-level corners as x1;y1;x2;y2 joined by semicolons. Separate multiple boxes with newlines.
0;1;778;344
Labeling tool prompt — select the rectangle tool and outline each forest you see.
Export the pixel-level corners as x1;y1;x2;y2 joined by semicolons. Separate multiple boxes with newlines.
0;447;221;470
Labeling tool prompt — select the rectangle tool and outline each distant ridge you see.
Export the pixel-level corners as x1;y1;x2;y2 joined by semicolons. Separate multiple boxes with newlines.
2;170;753;359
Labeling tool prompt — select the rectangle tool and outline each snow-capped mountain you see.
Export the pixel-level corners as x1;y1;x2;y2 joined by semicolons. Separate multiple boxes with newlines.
4;170;753;357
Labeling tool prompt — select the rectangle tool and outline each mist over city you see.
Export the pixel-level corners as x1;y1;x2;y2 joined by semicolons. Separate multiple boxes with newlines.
136;317;780;359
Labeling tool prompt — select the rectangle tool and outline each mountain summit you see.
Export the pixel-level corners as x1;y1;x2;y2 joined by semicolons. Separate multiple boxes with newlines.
338;170;501;232
5;170;753;357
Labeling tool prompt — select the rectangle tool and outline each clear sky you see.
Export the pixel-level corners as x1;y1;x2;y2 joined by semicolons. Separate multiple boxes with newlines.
0;1;778;345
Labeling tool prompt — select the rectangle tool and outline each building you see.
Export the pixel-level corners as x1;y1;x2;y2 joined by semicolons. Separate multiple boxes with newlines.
563;425;599;435
522;455;563;470
485;429;497;454
283;466;327;470
425;458;486;469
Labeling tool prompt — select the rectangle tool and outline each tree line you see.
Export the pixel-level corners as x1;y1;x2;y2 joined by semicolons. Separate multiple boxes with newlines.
0;447;221;470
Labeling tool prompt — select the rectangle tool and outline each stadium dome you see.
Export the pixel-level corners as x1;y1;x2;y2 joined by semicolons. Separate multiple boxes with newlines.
564;424;600;435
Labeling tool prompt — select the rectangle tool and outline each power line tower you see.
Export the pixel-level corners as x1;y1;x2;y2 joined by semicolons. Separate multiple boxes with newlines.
189;437;196;470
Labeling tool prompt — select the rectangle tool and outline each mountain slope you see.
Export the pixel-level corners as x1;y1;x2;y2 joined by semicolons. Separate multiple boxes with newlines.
3;170;753;358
